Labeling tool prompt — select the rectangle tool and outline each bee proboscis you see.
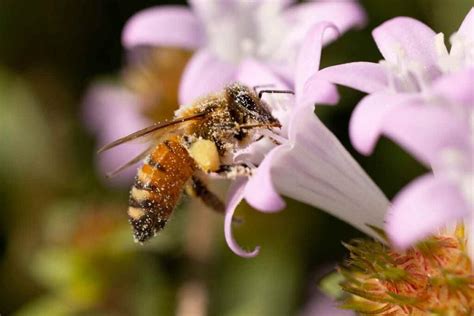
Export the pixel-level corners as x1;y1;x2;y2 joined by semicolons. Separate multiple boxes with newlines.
99;83;289;243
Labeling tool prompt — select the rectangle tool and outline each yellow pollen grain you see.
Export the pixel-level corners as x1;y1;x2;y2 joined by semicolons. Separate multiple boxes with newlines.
128;207;145;220
188;139;220;172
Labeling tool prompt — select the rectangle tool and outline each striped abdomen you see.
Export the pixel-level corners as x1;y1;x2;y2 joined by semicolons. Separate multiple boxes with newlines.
128;138;195;242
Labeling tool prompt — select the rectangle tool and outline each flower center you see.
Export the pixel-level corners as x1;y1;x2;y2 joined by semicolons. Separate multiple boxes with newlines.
198;1;287;63
380;32;474;95
436;32;474;73
379;47;430;94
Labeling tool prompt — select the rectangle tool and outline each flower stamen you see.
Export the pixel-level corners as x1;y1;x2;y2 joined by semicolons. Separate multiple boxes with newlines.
339;229;473;315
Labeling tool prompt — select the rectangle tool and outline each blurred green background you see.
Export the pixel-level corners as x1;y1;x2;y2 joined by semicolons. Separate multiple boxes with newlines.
0;1;471;315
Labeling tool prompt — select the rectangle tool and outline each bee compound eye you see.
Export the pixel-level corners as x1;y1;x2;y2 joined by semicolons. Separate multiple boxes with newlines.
237;94;258;113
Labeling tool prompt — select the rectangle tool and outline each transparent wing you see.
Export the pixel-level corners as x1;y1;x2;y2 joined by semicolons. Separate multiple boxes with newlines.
97;112;206;153
105;145;153;178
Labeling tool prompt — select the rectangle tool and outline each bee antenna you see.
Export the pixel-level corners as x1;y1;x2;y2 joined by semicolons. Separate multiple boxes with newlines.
258;89;295;100
252;84;275;94
239;122;281;129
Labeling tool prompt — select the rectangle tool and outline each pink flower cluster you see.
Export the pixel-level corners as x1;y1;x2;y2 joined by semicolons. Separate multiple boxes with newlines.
319;8;474;256
84;0;473;263
120;0;390;258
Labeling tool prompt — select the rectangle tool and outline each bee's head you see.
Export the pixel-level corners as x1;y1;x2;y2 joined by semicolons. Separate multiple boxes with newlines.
226;83;280;128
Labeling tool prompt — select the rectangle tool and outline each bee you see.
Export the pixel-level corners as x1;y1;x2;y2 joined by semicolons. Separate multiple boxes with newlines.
99;83;292;243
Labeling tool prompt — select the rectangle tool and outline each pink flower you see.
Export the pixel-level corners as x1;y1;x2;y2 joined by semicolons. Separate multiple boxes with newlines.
386;69;473;255
83;83;151;186
83;49;190;186
217;23;389;257
318;9;474;254
319;8;473;161
122;0;366;104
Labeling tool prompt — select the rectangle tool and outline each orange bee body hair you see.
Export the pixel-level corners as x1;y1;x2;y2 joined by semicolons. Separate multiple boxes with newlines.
128;137;196;242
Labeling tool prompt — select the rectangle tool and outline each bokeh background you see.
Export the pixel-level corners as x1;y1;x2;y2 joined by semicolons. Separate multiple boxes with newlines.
0;1;471;315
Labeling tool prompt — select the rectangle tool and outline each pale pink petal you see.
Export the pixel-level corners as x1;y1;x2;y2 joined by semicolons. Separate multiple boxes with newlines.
265;63;295;88
386;174;469;250
224;178;260;258
349;92;421;156
190;0;294;13
179;49;237;105
82;84;151;186
295;22;339;97
318;62;388;94
283;0;366;46
244;147;287;212
122;6;204;49
236;58;289;90
372;17;438;70
298;73;340;108
432;67;474;107
270;105;389;239
457;7;474;42
244;104;389;237
382;102;470;166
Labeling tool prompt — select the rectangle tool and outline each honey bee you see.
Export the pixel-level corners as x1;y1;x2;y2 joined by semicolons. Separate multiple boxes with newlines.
99;83;292;243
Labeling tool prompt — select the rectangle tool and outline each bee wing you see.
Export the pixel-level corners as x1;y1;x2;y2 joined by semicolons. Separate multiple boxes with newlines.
105;145;153;178
97;112;206;153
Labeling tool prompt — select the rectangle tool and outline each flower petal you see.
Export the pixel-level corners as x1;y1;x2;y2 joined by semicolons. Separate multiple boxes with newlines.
295;22;339;97
283;0;366;46
190;0;294;14
298;73;340;108
271;105;390;239
318;62;388;94
244;146;287;212
372;17;438;70
236;58;289;89
224;178;260;258
432;67;474;107
179;49;237;105
457;7;474;42
386;174;469;250
382;101;469;166
122;6;204;49
349;92;421;156
82;84;151;186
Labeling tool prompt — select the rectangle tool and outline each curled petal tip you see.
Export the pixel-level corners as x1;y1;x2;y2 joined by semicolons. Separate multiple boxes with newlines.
224;178;260;258
224;211;260;258
233;244;261;259
296;21;340;95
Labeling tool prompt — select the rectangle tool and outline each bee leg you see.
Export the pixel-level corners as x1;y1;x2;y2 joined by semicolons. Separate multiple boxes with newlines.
187;176;243;224
214;164;252;179
187;176;225;214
